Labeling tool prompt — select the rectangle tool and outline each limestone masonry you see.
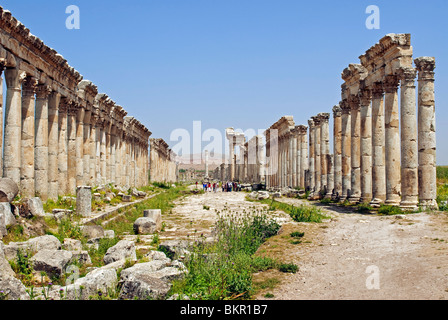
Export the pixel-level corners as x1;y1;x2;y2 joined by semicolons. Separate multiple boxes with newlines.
215;34;437;210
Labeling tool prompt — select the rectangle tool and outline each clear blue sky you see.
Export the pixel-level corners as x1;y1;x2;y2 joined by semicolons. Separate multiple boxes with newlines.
2;0;448;163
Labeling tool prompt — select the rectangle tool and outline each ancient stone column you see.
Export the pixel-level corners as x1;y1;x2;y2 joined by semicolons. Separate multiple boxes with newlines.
307;119;315;196
300;126;308;189
229;138;235;181
326;154;334;199
370;83;386;206
20;76;37;198
110;127;116;184
360;89;372;203
384;75;401;206
67;104;77;194
4;67;24;184
399;67;419;210
35;84;50;200
100;122;107;185
58;99;69;195
205;150;209;177
349;96;361;203
75;106;85;188
83;109;92;187
320;113;330;195
313;116;321;196
0;63;5;177
48;92;60;200
333;106;342;199
90;113;98;186
340;101;351;201
292;131;297;187
415;57;438;210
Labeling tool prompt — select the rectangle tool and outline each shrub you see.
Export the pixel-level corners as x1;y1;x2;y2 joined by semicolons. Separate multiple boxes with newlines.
378;205;404;216
278;263;298;274
290;231;305;238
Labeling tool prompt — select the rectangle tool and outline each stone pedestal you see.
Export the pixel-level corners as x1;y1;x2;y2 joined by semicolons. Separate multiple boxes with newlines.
76;186;92;217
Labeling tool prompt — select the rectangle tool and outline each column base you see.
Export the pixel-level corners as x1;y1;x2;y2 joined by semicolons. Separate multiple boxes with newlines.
370;198;385;208
419;199;439;211
348;194;361;204
384;199;400;207
399;199;419;211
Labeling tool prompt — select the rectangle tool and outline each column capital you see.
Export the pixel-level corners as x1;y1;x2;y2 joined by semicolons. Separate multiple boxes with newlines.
67;103;78;116
383;75;399;93
371;82;384;98
332;105;342;117
317;112;330;123
340;100;351;114
359;88;372;107
398;67;417;86
308;118;315;128
36;84;52;100
22;76;38;97
348;95;361;111
414;57;435;80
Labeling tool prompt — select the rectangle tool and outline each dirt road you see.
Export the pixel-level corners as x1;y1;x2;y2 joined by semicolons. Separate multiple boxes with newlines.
163;188;448;300
261;198;448;300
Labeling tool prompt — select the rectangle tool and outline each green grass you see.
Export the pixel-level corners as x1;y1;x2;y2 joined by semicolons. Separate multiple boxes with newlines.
169;209;281;300
251;198;327;223
377;205;404;216
101;185;188;235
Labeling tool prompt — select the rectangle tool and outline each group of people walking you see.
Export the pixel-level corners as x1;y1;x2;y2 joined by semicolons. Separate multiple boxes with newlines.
196;181;242;192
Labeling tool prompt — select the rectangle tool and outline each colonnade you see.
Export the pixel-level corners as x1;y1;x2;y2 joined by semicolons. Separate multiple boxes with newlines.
217;34;437;211
0;7;151;199
149;138;178;183
309;34;437;209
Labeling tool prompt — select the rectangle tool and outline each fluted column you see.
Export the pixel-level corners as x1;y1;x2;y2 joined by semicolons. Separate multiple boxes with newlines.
229;137;235;181
105;124;111;184
4;67;24;184
340;101;351;201
399;67;419;210
58;100;69;195
307;119;315;196
313;116;321;196
83;109;91;187
48;91;60;200
384;75;401;206
349;96;361;203
292;132;297;187
360;89;373;203
370;83;386;206
67;104;77;194
35;84;50;200
326;154;334;198
333;106;342;199
100;122;107;185
110;127;116;184
75;107;85;187
320;113;330;195
21;76;37;198
415;57;438;210
300;126;308;189
0;63;5;177
90;114;98;186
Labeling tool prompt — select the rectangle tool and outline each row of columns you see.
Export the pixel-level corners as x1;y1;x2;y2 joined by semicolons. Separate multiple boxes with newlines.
264;117;308;190
149;138;179;183
312;34;437;210
0;9;151;200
